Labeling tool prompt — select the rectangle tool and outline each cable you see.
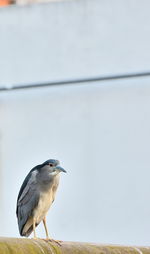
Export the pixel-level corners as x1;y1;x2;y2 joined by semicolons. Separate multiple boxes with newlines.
0;71;150;92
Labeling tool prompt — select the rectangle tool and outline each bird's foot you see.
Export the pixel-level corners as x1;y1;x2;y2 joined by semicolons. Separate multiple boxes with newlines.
32;237;40;240
42;238;62;246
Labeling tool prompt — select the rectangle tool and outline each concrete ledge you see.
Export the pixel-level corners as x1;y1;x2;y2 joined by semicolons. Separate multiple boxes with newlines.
0;238;149;254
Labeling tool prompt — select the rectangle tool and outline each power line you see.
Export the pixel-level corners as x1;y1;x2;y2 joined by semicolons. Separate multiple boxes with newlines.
0;71;150;92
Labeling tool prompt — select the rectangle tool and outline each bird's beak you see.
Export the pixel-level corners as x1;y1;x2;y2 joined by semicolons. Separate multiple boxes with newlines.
55;166;67;173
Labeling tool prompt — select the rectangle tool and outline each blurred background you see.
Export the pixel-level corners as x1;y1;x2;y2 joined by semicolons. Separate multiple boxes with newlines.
0;0;150;246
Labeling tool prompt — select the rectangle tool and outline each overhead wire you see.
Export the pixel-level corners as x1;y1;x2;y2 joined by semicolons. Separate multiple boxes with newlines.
0;71;150;92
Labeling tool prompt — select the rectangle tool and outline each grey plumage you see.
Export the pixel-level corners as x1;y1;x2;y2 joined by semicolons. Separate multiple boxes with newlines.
16;159;66;238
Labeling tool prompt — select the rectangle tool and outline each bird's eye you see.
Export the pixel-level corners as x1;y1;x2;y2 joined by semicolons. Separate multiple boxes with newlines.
49;163;53;167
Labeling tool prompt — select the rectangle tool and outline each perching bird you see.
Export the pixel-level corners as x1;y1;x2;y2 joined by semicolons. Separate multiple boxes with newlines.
16;159;66;240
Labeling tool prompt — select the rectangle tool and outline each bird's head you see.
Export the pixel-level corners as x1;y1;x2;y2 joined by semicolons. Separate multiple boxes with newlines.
42;159;66;176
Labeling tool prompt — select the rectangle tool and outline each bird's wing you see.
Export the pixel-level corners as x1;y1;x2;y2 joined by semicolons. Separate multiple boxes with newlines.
16;169;40;236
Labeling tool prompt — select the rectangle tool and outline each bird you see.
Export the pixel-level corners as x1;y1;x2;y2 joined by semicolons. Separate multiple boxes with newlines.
16;159;66;241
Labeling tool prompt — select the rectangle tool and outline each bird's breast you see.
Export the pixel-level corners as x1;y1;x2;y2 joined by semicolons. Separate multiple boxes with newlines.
33;174;60;222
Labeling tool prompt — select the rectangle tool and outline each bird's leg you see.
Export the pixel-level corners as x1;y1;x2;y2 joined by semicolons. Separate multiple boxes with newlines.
42;216;62;246
43;216;49;239
33;218;37;239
